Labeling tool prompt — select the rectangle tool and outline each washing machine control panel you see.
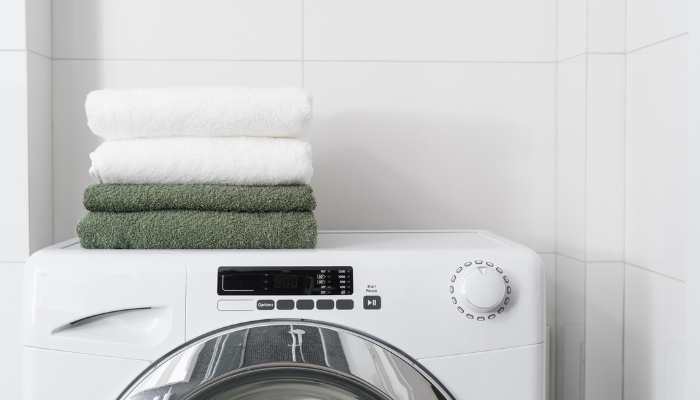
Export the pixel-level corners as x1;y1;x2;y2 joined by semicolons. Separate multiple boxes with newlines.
218;267;353;296
450;260;512;321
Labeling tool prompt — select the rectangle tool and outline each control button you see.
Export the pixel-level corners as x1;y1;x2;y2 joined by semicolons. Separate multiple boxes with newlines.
316;300;334;310
218;300;254;311
457;307;464;313
336;300;354;310
498;307;505;314
486;262;494;267
477;316;485;321
503;276;509;283
504;297;510;305
256;300;275;310
464;262;472;267
475;260;483;264
451;297;457;304
466;314;474;319
507;286;511;294
456;267;463;273
450;285;454;293
277;300;294;310
496;267;503;274
488;314;496;319
296;300;314;310
451;275;456;282
363;296;381;310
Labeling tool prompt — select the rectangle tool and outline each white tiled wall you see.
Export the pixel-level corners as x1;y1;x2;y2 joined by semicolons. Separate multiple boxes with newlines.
2;1;695;399
555;0;691;398
50;0;558;255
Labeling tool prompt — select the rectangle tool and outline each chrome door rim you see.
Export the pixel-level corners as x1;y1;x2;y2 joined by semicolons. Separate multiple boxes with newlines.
117;319;454;400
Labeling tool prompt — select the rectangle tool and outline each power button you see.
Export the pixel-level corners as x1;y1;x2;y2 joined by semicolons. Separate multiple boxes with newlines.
363;296;381;310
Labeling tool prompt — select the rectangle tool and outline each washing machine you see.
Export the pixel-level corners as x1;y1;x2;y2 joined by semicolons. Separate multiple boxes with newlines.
22;230;545;400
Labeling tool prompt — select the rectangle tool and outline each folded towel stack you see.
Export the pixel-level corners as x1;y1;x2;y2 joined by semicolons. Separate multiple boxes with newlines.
77;87;318;249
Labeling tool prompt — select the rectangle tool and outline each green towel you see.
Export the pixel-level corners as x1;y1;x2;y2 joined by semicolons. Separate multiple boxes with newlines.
83;184;316;213
77;210;317;249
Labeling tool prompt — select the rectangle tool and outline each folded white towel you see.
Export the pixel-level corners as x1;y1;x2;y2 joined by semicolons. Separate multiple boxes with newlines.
89;137;313;185
85;87;313;140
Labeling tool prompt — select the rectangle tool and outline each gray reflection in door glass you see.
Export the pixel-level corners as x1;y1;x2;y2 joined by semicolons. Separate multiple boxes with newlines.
125;324;445;400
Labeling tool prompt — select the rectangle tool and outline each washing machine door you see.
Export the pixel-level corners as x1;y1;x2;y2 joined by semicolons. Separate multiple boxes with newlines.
119;321;452;400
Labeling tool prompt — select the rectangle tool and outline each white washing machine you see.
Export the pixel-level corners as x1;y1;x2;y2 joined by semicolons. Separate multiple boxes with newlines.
22;231;545;400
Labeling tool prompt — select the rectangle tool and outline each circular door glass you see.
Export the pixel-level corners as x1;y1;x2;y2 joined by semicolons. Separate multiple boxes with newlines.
120;321;451;400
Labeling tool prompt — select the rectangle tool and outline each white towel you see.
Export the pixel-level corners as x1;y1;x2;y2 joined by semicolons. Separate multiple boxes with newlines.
85;87;313;140
89;137;313;185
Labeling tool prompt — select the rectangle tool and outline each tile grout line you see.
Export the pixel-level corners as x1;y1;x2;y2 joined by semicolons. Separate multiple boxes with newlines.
582;0;589;395
556;253;624;264
626;32;689;54
557;52;586;63
621;0;627;396
624;262;686;284
301;0;304;88
50;0;56;247
49;58;557;64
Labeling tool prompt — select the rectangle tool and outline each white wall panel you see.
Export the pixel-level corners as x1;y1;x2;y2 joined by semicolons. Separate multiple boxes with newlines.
26;0;51;57
585;262;624;400
52;0;302;60
624;265;685;400
627;0;689;51
27;52;53;253
0;52;30;261
0;0;26;50
557;0;587;60
0;264;24;399
626;35;689;281
555;255;584;400
585;55;626;262
305;61;556;252
556;55;586;260
587;0;626;53
52;60;302;242
304;0;556;62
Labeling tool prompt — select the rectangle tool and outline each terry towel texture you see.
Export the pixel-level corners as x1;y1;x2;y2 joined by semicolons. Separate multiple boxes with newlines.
86;87;313;140
89;136;313;185
77;210;317;249
83;184;316;213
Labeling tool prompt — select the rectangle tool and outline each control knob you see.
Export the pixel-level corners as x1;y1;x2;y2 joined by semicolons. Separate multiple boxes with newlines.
461;267;506;312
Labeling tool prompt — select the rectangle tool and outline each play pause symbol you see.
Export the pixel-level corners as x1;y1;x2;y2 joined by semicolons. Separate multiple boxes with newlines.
363;296;381;310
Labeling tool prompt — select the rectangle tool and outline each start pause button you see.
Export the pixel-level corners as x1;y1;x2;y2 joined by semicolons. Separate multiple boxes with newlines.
363;296;381;310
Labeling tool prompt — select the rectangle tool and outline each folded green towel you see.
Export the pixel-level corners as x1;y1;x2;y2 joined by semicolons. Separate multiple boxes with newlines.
83;184;316;212
77;210;317;249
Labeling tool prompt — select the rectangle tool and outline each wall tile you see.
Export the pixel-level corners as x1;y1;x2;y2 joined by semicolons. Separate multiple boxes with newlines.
27;52;53;253
587;0;626;53
52;0;302;60
26;0;52;57
555;255;584;400
624;265;685;400
541;253;557;328
304;0;556;62
557;0;587;60
304;62;556;252
0;264;24;398
0;0;26;50
556;55;586;260
0;52;30;261
626;35;688;281
52;60;302;242
585;262;624;400
586;55;625;262
627;0;689;51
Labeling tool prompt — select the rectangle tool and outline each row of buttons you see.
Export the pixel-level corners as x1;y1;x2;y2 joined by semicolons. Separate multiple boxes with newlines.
255;299;356;310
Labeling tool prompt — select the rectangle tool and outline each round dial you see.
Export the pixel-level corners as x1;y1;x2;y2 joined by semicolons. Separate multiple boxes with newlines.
461;267;506;312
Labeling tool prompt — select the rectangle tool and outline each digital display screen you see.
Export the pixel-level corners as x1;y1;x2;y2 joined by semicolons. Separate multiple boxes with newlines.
217;267;353;296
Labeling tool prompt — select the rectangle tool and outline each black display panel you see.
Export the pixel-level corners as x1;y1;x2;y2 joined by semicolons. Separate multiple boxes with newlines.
218;267;353;296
